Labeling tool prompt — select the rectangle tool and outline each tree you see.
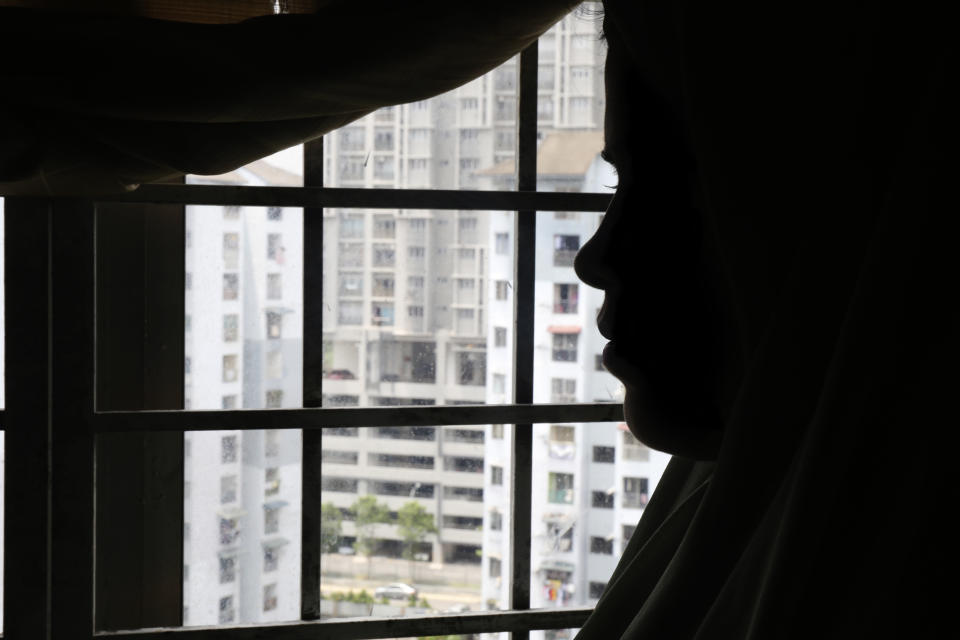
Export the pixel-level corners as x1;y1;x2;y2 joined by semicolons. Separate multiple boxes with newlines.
350;495;390;576
397;500;438;579
320;502;343;553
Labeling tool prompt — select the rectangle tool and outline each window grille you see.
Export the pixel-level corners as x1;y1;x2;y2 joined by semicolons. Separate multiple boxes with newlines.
0;31;623;640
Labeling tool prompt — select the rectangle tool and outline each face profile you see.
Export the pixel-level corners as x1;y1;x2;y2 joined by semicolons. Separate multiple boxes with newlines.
574;12;727;461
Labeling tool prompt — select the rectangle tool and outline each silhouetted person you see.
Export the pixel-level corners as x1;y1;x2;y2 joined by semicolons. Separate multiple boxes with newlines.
574;1;957;637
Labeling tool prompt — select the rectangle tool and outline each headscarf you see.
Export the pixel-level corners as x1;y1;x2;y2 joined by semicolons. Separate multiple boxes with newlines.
577;1;958;637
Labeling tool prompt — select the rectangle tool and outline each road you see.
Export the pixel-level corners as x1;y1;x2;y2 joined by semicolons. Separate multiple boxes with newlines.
321;575;483;612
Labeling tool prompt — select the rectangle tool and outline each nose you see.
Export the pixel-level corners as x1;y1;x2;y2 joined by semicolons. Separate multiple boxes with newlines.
574;189;622;292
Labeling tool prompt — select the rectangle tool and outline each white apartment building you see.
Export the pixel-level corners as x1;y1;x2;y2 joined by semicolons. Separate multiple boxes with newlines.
479;137;671;640
178;9;630;625
183;161;304;625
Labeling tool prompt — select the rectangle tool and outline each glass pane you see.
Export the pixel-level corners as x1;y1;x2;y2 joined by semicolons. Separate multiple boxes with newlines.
184;192;304;624
537;11;607;190
322;209;514;408
320;424;510;618
324;58;518;191
533;212;619;405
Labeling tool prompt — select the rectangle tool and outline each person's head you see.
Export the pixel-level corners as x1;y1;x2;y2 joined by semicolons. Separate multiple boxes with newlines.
574;2;732;460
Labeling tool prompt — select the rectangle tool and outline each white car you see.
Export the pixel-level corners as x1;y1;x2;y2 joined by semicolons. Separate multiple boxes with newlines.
374;583;418;600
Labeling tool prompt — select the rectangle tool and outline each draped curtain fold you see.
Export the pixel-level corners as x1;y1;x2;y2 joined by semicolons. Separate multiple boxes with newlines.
0;0;577;195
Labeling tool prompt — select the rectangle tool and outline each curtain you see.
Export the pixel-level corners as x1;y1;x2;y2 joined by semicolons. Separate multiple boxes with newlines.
0;0;577;195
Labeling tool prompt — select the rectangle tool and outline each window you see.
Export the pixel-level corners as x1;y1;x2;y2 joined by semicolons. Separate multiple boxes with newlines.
322;449;359;465
553;283;579;313
489;557;502;578
408;305;423;317
593;445;615;463
267;273;282;300
223;273;239;300
223;232;239;269
590;537;613;555
491;465;504;485
221;436;237;463
456;351;485;385
553;234;580;266
588;582;607;599
552;334;578;362
495;232;510;254
222;354;238;382
265;506;280;534
550;425;575;442
3;31;625;640
622;430;651;460
264;546;280;573
495;280;510;300
266;390;283;408
551;377;576;403
372;302;394;326
339;214;364;238
265;467;280;496
220;475;237;504
219;596;235;624
267;349;283;379
595;353;604;371
267;233;282;261
623;477;650;509
591;491;614;509
493;373;506;394
339;272;363;296
223;313;238;341
495;327;507;347
373;244;395;268
408;246;425;259
548;472;574;504
373;214;396;238
219;555;236;583
372;274;395;297
265;430;280;457
338;300;362;325
490;511;503;531
266;311;283;338
263;584;279;612
223;205;240;219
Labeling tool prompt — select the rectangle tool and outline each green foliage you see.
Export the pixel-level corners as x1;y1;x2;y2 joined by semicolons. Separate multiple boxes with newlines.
396;500;438;561
350;495;391;559
320;502;343;553
329;590;376;604
417;596;430;609
408;592;419;606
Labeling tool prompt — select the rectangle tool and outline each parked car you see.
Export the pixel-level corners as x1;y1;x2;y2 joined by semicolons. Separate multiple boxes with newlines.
326;369;356;379
374;583;418;600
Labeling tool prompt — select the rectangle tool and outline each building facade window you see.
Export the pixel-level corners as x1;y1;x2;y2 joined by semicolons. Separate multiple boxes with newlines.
548;472;574;504
265;467;280;496
491;424;504;439
267;273;282;300
219;596;235;624
222;354;238;382
223;314;239;341
267;233;282;261
623;477;650;509
592;445;615;463
553;283;579;313
552;333;578;361
495;232;510;254
266;390;283;408
265;506;280;534
220;475;237;504
219;555;236;583
590;536;613;555
263;584;278;612
588;582;607;599
591;490;614;509
223;273;239;300
266;311;283;338
550;377;576;403
221;436;237;463
495;327;508;347
495;280;510;300
553;234;580;266
491;465;504;485
223;232;239;269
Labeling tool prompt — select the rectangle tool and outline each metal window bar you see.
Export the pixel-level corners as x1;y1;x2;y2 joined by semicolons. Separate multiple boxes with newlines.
0;37;621;640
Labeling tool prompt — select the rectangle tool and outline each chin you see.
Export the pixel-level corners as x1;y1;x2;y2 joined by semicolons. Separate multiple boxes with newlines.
622;385;723;461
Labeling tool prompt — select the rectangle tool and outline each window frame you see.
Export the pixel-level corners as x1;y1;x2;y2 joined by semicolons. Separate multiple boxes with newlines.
1;36;620;640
